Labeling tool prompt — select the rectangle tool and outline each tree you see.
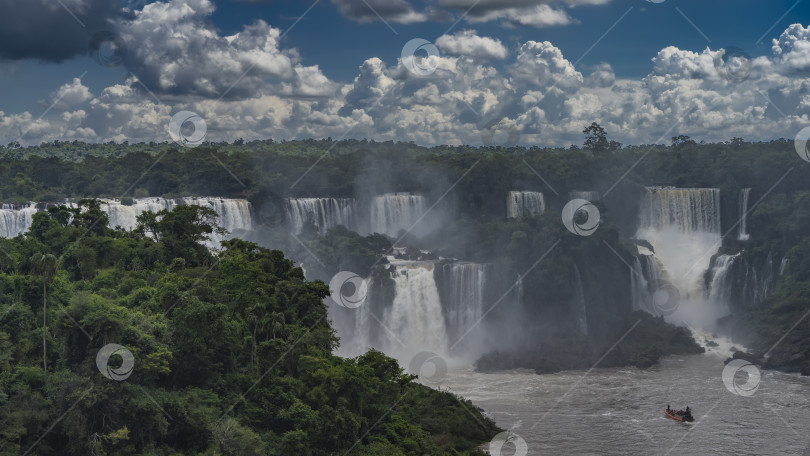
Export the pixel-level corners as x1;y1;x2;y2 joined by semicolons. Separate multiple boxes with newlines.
582;122;621;154
671;135;696;148
30;252;57;372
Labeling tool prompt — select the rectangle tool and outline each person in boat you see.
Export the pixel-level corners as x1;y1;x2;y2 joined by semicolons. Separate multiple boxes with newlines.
667;404;670;412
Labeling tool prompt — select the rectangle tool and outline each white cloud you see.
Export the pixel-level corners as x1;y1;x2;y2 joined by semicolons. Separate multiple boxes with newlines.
6;14;810;150
436;31;509;60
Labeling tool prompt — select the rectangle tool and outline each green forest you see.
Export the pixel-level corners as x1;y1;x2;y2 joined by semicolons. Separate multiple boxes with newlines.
0;203;498;455
1;132;810;454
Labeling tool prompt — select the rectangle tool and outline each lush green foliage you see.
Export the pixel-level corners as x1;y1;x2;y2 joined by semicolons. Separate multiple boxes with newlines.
0;204;497;455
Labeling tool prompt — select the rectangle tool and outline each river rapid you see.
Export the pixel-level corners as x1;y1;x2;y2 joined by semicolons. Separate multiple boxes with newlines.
443;353;810;455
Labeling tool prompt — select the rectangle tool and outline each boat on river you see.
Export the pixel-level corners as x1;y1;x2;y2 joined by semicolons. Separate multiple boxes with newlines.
665;405;694;422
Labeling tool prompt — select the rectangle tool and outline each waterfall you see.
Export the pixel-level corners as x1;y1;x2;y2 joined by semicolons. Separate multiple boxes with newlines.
780;256;788;275
738;188;751;241
708;254;740;305
572;265;588;335
506;191;545;218
284;198;356;234
370;193;426;238
631;250;665;314
0;197;253;247
635;187;722;326
569;190;600;201
435;262;491;352
384;263;448;360
0;203;38;238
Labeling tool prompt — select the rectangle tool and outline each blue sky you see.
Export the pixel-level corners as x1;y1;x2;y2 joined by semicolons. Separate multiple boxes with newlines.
1;0;809;146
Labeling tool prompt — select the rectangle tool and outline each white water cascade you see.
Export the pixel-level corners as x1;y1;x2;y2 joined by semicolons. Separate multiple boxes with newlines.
437;262;491;352
569;190;600;201
0;203;39;238
284;198;356;234
0;197;253;247
738;188;751;241
635;188;724;329
631;248;665;313
370;193;426;238
506;191;545;218
708;254;740;305
384;262;449;361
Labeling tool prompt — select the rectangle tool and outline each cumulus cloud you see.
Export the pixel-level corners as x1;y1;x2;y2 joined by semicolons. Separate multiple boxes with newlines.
436;0;610;28
436;31;509;60
330;0;447;24
5;13;810;150
118;0;337;100
0;0;125;62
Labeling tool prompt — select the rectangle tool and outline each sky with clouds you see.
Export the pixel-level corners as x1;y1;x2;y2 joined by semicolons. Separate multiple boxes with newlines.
1;0;809;147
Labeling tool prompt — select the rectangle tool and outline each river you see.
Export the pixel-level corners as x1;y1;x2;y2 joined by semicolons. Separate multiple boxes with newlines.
443;353;810;455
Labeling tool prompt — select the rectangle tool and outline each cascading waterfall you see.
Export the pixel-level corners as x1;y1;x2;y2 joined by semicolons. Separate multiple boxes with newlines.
0;203;38;238
572;265;588;335
0;197;253;247
631;249;664;313
370;193;426;238
284;198;356;234
435;262;491;352
635;187;723;328
569;190;600;201
384;263;449;361
738;188;751;241
506;191;545;218
707;254;740;305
